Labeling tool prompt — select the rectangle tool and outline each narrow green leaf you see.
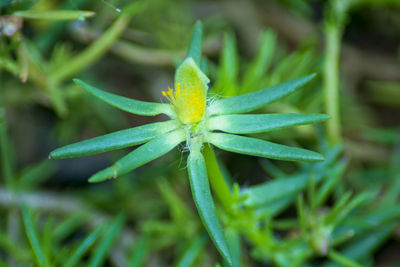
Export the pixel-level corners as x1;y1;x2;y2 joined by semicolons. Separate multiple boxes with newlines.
242;162;340;207
73;79;172;116
315;161;347;207
223;228;241;267
218;31;238;96
128;234;151;267
328;250;363;267
187;20;203;65
243;172;306;206
88;215;124;267
174;234;208;267
22;206;49;267
207;132;324;162
13;10;95;20
207;113;330;134
50;120;178;159
208;74;316;115
89;129;185;182
187;149;232;265
297;195;307;236
323;226;394;267
241;30;276;93
19;160;57;189
65;225;103;267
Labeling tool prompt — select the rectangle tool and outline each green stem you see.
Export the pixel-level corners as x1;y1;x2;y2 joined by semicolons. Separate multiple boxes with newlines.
323;24;342;145
203;145;234;211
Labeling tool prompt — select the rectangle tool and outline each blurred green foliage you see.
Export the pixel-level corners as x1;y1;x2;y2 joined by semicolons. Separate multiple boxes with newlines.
0;0;400;266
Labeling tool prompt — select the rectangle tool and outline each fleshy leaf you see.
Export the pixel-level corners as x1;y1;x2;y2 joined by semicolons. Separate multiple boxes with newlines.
187;148;232;265
73;79;173;116
22;206;49;267
207;113;330;134
208;74;316;115
50;120;178;159
186;20;203;65
206;132;324;162
174;234;208;267
89;129;185;182
13;10;95;20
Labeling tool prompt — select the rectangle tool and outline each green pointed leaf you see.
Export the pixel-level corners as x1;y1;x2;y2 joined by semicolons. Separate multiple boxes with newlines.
207;132;324;162
88;215;124;267
224;228;241;267
243;161;343;208
208;74;316;115
187;20;203;65
128;234;151;267
89;129;185;182
187;149;232;265
73;79;173;116
14;10;95;20
241;29;276;93
65;225;104;267
207;113;330;134
50;120;178;159
22;206;50;267
174;234;208;267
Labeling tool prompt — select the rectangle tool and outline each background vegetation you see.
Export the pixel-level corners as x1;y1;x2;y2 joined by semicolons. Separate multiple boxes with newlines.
0;0;400;266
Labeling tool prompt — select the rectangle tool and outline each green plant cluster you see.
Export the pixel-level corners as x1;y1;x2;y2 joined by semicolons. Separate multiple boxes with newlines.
1;0;400;266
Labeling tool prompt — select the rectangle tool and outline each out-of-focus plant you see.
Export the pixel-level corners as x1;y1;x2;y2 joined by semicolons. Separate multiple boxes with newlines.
50;21;330;264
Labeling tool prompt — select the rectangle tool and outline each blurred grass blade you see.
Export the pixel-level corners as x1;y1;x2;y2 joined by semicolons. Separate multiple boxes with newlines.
241;30;277;93
51;2;145;81
88;215;124;267
73;79;173;116
13;10;95;20
223;228;241;267
19;160;57;189
207;132;324;162
174;234;208;267
187;149;232;265
327;250;363;267
22;206;49;267
50;120;178;159
0;115;15;186
218;31;238;96
207;113;330;134
89;129;185;182
129;234;151;267
243;161;340;207
208;74;316;115
315;161;347;207
323;226;395;267
65;225;103;267
187;20;202;65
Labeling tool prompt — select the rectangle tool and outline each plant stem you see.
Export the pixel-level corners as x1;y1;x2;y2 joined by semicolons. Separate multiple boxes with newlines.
203;145;234;211
323;24;342;145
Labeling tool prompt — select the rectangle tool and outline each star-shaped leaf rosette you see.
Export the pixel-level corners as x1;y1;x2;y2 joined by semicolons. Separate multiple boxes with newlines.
50;21;329;265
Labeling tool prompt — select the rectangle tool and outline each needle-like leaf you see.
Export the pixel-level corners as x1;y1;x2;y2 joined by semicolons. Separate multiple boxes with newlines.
50;120;178;159
187;20;203;65
89;129;185;182
207;113;330;134
13;10;95;20
73;79;173;116
187;149;232;265
207;132;324;162
208;74;316;115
